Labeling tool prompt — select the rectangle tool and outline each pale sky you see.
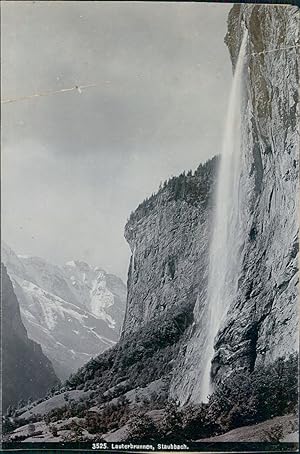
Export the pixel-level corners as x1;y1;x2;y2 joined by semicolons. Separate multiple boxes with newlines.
1;1;232;281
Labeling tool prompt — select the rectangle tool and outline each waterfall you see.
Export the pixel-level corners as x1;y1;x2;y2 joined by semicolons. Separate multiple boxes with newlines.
199;31;248;402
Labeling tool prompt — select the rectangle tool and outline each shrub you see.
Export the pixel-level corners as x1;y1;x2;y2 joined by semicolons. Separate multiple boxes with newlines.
263;424;284;442
28;423;36;436
44;405;68;423
182;403;219;439
2;417;16;434
127;413;159;442
84;398;131;436
207;353;298;432
158;401;185;442
85;412;103;435
49;425;58;437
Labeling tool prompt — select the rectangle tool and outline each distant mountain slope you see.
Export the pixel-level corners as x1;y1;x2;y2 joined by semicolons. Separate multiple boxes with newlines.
1;263;59;412
1;243;127;379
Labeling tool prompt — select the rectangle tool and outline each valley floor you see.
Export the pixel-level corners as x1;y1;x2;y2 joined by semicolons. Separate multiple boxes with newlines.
4;411;298;444
198;414;298;443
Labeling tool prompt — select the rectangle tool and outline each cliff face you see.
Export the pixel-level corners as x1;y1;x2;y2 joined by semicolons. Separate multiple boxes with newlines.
123;158;218;337
213;3;299;380
170;4;299;404
1;264;59;412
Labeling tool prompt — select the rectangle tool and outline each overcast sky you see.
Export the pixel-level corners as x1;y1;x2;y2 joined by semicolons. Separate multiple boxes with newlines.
2;1;232;281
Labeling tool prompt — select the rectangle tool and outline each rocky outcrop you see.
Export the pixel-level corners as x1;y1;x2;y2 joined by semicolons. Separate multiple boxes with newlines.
1;264;59;412
170;4;299;404
123;158;218;336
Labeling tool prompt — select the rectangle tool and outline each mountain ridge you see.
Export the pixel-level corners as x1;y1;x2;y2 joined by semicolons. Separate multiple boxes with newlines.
1;242;127;379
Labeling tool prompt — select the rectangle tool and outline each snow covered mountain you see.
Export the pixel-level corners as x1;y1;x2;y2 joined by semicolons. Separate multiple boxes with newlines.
1;242;127;380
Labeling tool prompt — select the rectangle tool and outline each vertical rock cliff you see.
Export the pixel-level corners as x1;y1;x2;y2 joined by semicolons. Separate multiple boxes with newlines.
123;158;218;337
1;264;59;412
214;2;299;379
170;4;299;404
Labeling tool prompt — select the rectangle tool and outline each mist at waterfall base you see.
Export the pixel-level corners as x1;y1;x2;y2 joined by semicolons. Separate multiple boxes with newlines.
199;32;249;403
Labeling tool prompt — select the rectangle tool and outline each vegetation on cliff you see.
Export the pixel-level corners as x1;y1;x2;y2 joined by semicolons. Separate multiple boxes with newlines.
128;155;219;224
64;299;194;394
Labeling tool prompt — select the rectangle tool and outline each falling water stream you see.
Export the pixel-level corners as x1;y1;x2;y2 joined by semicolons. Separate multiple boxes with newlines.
199;31;248;402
